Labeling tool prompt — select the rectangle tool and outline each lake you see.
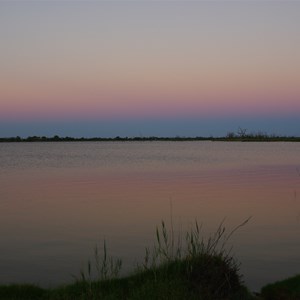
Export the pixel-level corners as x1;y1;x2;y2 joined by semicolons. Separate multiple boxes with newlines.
0;141;299;291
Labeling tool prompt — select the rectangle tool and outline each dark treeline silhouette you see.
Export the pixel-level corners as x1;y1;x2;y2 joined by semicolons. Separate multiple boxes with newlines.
1;131;300;143
0;135;210;142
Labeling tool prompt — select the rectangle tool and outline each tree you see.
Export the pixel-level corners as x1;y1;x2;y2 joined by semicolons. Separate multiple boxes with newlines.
237;127;247;138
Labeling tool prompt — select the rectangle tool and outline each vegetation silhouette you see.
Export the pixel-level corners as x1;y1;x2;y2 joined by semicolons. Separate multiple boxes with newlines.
1;129;300;143
1;217;299;299
0;218;254;300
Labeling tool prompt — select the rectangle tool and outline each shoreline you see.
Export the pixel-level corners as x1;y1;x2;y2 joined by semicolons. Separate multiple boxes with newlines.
0;268;299;300
1;136;300;143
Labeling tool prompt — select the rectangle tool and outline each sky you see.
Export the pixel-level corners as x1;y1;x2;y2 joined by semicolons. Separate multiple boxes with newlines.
0;0;299;138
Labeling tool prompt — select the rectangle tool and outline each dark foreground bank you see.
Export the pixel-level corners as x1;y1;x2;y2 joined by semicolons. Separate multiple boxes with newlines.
0;221;299;300
1;274;300;300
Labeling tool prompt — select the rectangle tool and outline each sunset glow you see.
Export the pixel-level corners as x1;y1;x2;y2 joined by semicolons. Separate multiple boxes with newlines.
1;1;299;136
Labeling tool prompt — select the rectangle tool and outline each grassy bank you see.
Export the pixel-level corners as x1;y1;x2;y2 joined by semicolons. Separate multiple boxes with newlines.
0;219;298;299
0;257;252;300
260;274;300;300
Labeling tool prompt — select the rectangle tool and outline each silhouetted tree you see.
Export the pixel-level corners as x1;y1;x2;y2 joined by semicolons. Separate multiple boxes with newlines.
237;127;247;138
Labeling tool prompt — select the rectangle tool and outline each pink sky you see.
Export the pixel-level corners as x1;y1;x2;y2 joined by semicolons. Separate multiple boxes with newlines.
0;1;299;136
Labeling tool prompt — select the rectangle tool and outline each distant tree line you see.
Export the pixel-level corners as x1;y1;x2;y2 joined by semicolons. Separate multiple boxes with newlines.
0;135;210;143
0;131;300;143
222;127;300;141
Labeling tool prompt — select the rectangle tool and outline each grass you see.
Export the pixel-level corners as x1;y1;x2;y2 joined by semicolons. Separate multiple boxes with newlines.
0;217;288;300
0;284;45;300
260;274;300;300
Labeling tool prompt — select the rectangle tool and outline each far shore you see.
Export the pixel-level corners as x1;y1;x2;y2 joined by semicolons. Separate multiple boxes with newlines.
1;135;300;143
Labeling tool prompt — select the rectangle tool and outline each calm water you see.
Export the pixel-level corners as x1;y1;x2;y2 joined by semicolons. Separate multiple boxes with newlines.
0;141;300;291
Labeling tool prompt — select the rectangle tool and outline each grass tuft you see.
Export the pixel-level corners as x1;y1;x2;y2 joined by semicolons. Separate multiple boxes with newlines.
0;218;256;300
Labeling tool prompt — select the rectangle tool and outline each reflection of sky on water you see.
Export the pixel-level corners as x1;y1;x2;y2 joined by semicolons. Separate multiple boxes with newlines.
0;142;300;290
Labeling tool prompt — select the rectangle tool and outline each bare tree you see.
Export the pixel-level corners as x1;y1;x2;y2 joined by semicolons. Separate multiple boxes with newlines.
237;127;247;138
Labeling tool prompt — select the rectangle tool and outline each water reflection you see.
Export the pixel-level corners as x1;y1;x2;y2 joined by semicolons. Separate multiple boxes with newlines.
0;142;299;290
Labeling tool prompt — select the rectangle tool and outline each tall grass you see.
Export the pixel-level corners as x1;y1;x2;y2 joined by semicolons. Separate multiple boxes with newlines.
76;240;122;283
0;218;253;300
140;217;251;270
72;217;252;300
